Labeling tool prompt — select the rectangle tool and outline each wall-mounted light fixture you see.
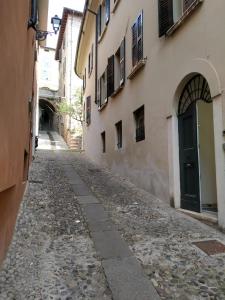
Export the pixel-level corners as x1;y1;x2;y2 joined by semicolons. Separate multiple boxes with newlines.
36;15;61;41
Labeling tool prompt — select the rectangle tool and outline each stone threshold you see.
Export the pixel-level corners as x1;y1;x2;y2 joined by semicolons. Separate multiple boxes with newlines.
178;208;218;225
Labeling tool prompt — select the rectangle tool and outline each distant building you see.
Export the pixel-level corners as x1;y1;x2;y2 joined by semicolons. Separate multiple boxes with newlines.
0;0;49;264
38;47;59;132
55;8;83;150
75;0;225;228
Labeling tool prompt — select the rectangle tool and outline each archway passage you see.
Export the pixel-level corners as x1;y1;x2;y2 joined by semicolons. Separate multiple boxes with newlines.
178;75;217;213
39;99;57;131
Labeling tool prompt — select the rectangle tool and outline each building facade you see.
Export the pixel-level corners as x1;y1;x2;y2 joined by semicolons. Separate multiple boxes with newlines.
38;47;59;132
0;0;49;264
55;8;83;149
75;0;225;228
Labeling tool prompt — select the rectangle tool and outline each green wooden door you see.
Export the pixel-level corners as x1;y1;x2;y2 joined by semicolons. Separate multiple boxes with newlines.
178;102;200;213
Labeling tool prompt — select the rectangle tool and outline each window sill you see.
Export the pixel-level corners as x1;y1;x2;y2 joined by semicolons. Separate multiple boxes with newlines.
98;99;108;111
98;25;107;43
111;84;124;98
127;58;147;80
166;0;203;36
112;0;121;13
116;146;123;151
136;137;145;143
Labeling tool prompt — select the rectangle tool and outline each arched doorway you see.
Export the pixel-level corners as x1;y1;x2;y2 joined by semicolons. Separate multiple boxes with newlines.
178;75;217;213
39;99;57;131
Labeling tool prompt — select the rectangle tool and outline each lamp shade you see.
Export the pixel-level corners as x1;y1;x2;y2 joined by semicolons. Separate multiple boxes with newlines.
51;15;61;34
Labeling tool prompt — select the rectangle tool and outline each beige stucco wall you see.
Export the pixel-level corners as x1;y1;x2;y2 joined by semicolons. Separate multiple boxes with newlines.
77;0;225;211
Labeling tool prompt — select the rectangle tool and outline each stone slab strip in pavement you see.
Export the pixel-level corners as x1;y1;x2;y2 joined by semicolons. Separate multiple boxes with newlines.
76;195;99;205
70;184;92;196
63;165;160;300
102;256;160;300
91;230;133;259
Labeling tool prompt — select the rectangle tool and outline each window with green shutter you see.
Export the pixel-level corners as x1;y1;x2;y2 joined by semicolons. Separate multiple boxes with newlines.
158;0;203;36
86;96;91;126
97;0;110;40
158;0;174;37
107;55;114;97
119;38;126;86
132;11;143;67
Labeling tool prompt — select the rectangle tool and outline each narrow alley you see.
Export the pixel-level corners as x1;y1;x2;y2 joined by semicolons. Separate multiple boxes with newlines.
0;132;225;299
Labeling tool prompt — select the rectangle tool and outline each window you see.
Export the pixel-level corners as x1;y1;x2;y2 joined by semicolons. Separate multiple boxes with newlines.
132;11;143;67
158;0;202;36
83;68;86;91
101;131;106;153
88;44;94;76
134;106;145;142
173;0;183;22
114;38;126;90
97;69;108;108
107;55;114;97
107;38;126;98
97;0;110;39
115;121;122;149
97;39;125;105
86;96;91;125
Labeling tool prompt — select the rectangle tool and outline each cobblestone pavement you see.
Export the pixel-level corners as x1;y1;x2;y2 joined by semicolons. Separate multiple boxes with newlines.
0;151;111;300
1;146;225;300
58;151;225;300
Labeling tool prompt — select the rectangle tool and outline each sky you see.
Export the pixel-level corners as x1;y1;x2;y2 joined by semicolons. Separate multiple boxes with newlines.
47;0;85;48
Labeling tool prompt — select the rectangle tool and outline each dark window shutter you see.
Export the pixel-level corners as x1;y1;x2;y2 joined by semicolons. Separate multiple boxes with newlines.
183;0;195;11
132;21;138;66
97;78;101;106
86;96;91;125
120;38;125;85
158;0;174;37
83;68;86;90
137;11;143;62
91;44;94;72
97;6;102;37
88;53;91;75
105;0;110;24
107;55;114;97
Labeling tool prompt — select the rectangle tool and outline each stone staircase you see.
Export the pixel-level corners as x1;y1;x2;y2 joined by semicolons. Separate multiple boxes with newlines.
68;135;82;151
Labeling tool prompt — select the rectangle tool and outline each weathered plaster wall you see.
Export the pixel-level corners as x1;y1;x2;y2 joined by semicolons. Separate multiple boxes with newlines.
0;0;36;264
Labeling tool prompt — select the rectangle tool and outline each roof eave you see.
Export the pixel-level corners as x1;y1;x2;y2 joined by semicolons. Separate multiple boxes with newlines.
74;0;90;78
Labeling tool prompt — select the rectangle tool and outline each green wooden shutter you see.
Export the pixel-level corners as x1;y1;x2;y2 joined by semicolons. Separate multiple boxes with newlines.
137;11;143;62
97;6;102;37
86;96;91;125
107;55;115;97
132;21;138;66
91;44;94;72
97;78;101;107
120;38;125;85
158;0;174;37
105;0;110;24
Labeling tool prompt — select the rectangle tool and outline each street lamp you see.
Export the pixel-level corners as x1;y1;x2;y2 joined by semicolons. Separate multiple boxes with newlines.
51;15;61;34
36;15;61;41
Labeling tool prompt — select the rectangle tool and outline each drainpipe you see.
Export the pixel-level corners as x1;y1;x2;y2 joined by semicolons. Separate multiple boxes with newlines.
28;0;38;29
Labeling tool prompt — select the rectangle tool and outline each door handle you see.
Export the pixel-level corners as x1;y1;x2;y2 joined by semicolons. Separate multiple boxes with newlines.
186;163;192;168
